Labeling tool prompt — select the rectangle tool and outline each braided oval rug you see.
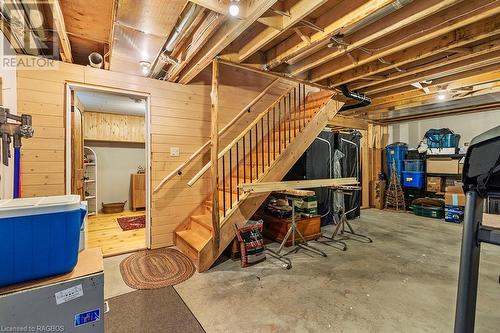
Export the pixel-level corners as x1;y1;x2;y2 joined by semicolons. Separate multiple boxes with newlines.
120;248;195;289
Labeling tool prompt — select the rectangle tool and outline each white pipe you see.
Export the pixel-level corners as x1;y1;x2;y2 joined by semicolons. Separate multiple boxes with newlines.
88;52;103;68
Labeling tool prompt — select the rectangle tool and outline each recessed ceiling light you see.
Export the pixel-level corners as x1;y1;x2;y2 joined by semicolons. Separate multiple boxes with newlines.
437;92;446;100
229;0;240;16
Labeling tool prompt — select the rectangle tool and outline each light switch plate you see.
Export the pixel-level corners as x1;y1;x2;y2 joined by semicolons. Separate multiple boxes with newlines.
170;147;180;157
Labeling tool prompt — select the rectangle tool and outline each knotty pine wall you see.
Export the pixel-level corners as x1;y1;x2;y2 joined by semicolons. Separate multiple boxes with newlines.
16;56;293;248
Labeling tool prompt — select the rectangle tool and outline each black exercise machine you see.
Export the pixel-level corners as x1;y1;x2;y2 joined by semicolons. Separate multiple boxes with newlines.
454;125;500;333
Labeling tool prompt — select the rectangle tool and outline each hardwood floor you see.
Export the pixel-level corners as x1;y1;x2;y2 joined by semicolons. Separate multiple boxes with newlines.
87;210;146;257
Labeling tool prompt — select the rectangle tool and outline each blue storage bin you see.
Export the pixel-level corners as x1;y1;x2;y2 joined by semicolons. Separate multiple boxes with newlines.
402;171;425;189
386;143;408;163
404;159;424;172
426;133;460;148
0;195;86;287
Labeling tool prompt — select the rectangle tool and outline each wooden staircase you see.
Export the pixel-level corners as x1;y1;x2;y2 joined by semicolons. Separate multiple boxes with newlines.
174;86;343;272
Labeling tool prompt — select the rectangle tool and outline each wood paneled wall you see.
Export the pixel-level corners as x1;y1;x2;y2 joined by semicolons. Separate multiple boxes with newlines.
16;56;293;248
84;111;145;143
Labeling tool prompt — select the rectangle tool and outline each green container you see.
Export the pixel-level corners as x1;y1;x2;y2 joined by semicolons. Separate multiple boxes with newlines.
411;204;444;219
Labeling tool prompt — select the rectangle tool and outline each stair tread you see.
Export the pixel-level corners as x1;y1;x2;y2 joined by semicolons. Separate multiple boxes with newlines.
176;230;210;252
192;214;213;229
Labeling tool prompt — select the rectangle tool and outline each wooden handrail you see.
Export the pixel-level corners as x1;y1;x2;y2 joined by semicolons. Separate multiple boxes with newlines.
187;84;300;187
152;78;280;193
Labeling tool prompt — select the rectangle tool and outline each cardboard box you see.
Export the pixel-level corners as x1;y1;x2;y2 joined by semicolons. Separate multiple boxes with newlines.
427;158;459;174
445;185;466;207
445;205;464;223
371;180;386;209
426;176;444;193
427;147;456;155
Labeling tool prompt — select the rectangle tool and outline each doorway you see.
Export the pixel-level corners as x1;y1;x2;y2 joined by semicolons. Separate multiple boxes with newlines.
66;83;151;256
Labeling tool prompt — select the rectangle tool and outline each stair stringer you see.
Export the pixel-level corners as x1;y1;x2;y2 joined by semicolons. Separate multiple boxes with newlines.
196;97;344;272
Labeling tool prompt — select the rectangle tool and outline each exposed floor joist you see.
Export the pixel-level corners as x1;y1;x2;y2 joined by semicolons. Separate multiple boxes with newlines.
229;0;329;63
311;1;500;83
321;15;500;88
346;68;500;116
177;0;279;84
363;49;500;95
51;0;73;63
288;0;460;76
350;38;500;91
264;0;394;70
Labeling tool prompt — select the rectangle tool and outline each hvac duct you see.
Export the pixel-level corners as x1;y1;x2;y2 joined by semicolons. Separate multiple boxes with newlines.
339;85;371;111
150;3;201;78
342;0;413;36
88;52;104;68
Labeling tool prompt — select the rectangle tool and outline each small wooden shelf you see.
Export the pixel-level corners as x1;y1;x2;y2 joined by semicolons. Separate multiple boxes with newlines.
84;146;98;216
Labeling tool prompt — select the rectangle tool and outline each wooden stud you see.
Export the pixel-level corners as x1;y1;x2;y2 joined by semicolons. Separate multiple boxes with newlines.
51;0;73;62
210;60;221;252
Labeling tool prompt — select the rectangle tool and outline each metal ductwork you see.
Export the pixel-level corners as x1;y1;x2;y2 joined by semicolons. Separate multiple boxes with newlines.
88;52;103;68
150;3;201;78
339;85;371;112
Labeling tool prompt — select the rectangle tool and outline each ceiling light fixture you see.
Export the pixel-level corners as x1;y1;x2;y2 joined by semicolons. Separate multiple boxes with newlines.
437;91;447;101
229;0;240;17
139;61;151;75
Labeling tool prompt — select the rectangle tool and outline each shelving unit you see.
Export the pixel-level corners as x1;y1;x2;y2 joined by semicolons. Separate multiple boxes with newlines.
84;146;98;216
424;153;464;196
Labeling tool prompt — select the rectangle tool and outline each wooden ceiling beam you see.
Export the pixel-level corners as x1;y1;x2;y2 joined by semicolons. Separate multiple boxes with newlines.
51;0;73;62
264;0;394;70
369;64;500;101
177;0;278;84
328;114;369;130
363;49;500;95
350;38;500;91
233;0;328;63
311;1;500;83
288;0;460;76
379;102;500;123
347;68;500;115
361;83;500;121
320;14;500;88
168;12;225;81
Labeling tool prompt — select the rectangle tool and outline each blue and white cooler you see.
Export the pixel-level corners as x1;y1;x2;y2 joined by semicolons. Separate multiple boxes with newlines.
0;195;86;287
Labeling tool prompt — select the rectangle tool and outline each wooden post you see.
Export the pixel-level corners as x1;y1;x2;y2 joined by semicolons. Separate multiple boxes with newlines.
360;129;370;209
211;60;221;252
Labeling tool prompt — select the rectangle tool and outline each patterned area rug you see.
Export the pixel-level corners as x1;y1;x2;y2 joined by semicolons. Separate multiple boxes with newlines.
117;215;145;231
120;248;195;289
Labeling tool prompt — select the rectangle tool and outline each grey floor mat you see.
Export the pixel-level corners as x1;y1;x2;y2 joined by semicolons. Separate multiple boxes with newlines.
105;287;205;333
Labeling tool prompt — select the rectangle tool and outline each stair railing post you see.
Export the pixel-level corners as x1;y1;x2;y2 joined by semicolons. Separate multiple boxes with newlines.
210;59;221;252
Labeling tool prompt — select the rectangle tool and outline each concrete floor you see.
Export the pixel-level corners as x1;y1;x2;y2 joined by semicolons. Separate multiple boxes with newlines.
104;209;500;332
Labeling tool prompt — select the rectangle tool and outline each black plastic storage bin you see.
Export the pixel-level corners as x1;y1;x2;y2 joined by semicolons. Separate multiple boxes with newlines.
404;188;426;210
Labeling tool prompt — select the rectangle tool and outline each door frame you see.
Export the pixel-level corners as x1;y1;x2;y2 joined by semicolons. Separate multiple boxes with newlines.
65;82;152;249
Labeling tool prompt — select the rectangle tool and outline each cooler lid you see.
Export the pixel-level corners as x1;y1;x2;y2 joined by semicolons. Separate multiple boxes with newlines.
0;195;81;218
